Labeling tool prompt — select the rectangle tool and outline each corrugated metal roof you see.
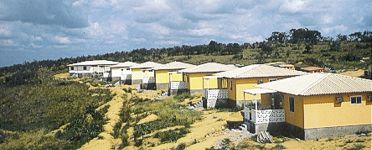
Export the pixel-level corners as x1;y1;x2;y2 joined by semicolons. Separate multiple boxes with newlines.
178;62;237;73
243;88;277;94
110;61;138;68
67;60;119;66
213;64;306;78
258;73;372;96
154;61;195;70
130;61;164;69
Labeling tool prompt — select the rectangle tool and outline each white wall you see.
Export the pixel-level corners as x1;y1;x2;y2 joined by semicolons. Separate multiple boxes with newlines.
111;67;132;79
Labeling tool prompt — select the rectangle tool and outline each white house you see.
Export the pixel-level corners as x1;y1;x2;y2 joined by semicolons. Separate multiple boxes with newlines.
67;60;119;78
109;61;138;84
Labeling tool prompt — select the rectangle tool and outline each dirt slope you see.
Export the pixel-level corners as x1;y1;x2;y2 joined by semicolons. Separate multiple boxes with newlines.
79;85;127;150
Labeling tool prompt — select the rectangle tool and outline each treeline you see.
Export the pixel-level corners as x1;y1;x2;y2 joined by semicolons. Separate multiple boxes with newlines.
0;28;371;87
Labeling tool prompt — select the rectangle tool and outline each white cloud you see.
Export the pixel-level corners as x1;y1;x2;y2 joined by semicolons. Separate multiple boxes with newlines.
54;36;71;44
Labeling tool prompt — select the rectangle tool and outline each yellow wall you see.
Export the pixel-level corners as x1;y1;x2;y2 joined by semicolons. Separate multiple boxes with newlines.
203;77;218;89
131;68;155;82
302;93;372;129
131;68;143;81
283;94;305;128
229;77;287;101
186;73;213;90
169;72;183;82
155;70;171;84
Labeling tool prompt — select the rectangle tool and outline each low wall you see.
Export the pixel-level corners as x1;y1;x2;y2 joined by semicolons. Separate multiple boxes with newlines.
203;98;228;108
247;121;285;135
304;124;372;140
156;83;169;90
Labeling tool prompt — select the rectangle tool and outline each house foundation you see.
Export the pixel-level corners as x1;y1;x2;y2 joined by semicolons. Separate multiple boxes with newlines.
203;98;228;108
132;79;141;85
156;83;169;90
285;123;372;140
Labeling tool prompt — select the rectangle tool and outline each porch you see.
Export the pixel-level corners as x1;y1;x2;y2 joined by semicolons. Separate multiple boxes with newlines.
242;88;286;134
202;76;229;108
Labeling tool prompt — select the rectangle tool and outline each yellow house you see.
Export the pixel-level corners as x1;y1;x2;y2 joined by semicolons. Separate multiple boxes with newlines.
130;61;164;89
213;64;306;107
153;61;195;90
178;62;237;94
255;73;372;139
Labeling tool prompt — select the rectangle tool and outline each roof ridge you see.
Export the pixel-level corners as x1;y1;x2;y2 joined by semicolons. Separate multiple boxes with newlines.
299;73;330;95
233;64;261;78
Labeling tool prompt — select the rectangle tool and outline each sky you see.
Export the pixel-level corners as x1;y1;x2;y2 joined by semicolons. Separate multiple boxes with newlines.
0;0;371;67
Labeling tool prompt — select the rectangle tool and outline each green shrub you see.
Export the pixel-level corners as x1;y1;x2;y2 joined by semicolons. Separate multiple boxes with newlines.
154;128;189;143
173;93;192;101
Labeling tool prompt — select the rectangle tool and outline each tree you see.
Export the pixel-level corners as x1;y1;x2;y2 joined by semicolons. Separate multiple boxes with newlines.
267;32;288;43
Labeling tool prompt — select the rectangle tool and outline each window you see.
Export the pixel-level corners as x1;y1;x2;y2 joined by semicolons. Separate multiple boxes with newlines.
350;96;362;104
289;96;295;112
121;69;124;71
149;70;153;72
229;80;233;90
257;79;264;84
70;67;74;70
269;78;277;82
142;70;145;73
83;66;87;70
126;68;130;71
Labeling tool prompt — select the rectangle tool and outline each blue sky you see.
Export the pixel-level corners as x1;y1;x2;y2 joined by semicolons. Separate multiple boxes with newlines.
0;0;371;67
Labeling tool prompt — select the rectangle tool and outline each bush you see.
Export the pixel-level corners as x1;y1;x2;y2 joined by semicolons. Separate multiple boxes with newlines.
173;93;192;101
154;128;189;143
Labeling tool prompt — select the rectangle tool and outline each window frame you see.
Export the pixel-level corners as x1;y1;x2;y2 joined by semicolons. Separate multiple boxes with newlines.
350;95;362;104
229;80;233;90
289;96;295;112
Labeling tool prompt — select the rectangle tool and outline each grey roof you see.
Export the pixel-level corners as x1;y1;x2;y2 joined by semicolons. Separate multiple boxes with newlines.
213;64;306;78
67;60;119;66
258;73;372;96
154;61;195;70
110;61;138;68
178;62;238;73
130;61;164;69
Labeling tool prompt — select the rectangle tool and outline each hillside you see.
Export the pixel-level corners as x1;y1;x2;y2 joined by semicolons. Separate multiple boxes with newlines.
0;29;371;149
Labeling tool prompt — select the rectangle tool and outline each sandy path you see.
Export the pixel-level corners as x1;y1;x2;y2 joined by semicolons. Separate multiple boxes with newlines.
79;85;127;150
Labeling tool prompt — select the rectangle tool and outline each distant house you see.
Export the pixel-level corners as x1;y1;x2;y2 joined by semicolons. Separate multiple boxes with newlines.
301;66;324;73
244;73;372;140
109;61;138;84
210;64;306;107
266;62;295;70
177;62;237;95
131;61;164;89
67;60;119;78
153;61;195;90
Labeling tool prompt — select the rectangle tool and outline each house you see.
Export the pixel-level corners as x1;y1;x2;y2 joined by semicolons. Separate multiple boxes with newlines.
266;62;295;70
153;61;195;90
131;61;164;89
177;62;237;95
301;66;324;73
109;61;138;84
243;73;372;140
67;60;119;78
209;64;306;107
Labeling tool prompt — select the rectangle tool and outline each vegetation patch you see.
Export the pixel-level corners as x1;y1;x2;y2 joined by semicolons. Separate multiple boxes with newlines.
154;128;189;143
